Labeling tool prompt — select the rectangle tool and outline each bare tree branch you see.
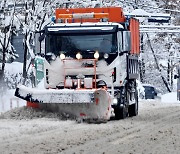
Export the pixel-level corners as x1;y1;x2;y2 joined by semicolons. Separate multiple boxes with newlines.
146;33;171;92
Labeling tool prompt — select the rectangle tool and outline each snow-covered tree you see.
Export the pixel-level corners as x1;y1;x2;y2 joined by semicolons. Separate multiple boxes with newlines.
0;0;179;93
0;0;18;82
14;0;55;83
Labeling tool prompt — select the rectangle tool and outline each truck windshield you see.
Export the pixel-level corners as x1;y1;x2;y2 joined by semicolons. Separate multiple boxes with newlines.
46;33;117;56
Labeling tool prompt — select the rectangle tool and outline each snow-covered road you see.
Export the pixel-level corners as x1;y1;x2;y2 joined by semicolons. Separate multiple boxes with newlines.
0;100;180;154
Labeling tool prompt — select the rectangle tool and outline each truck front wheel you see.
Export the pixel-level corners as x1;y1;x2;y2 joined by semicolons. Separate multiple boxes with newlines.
114;105;128;120
114;87;128;120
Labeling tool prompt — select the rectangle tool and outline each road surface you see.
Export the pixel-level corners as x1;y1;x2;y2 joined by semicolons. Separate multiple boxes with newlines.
0;100;180;154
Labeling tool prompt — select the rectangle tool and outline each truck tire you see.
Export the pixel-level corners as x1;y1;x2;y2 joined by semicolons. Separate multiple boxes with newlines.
128;89;138;117
114;106;128;120
114;87;128;120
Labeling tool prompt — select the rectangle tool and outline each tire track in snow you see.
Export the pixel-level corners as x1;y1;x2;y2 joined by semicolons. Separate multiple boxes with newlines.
62;105;180;154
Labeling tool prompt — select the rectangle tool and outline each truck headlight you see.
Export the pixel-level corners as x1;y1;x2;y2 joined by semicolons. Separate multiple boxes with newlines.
51;54;56;61
94;51;99;59
112;98;118;105
45;52;56;62
60;53;65;60
104;53;109;59
76;52;82;60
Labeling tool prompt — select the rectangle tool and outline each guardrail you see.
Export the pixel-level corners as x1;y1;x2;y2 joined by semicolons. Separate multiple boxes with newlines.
0;97;21;113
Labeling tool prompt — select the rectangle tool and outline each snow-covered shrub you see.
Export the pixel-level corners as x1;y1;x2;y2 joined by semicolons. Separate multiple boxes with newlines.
3;62;31;89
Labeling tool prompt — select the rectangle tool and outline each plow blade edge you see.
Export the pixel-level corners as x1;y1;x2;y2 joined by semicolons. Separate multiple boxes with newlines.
15;86;112;120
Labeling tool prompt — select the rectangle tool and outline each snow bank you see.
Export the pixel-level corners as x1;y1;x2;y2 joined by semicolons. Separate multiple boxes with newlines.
5;62;23;74
130;9;149;16
0;89;26;113
161;92;179;103
4;62;25;89
0;62;25;113
0;106;75;121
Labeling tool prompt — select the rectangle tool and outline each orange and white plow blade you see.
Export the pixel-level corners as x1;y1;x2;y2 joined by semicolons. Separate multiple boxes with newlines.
39;89;112;121
15;86;112;121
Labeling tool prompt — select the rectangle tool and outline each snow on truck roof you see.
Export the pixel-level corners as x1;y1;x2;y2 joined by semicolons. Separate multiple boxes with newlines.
48;22;124;29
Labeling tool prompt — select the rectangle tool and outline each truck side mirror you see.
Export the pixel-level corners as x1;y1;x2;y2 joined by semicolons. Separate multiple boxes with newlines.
39;33;45;42
122;31;131;52
35;32;45;55
35;33;41;54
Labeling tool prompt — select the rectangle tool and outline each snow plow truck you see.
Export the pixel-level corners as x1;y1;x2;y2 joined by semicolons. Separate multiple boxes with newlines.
15;7;140;121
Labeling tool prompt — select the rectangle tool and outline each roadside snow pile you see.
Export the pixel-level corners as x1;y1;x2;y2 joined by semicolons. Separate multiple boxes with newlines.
0;89;26;113
4;62;32;89
0;106;76;120
4;62;24;89
161;92;179;103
